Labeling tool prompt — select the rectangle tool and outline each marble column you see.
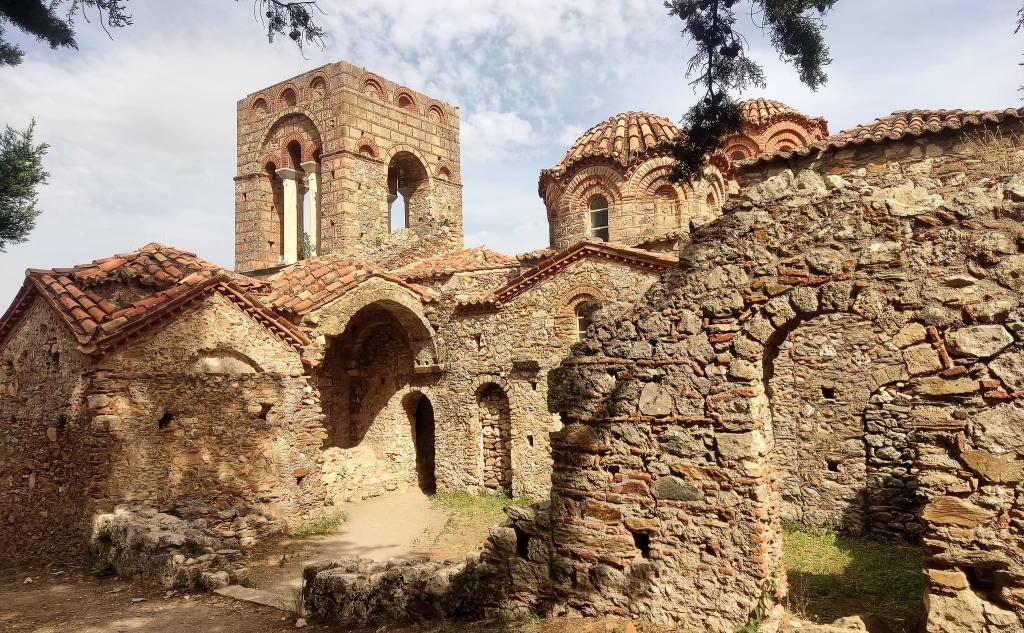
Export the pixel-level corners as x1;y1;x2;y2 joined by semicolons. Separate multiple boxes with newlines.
276;167;301;264
301;160;321;257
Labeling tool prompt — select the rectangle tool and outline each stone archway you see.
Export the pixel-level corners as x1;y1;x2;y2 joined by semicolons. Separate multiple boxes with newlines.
315;295;439;501
766;312;905;532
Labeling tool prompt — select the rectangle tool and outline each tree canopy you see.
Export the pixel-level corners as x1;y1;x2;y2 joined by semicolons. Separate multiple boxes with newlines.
663;0;838;182
0;0;325;67
0;122;47;253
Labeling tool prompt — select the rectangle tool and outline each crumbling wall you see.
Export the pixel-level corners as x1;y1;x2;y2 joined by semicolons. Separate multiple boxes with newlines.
88;294;320;545
0;298;91;565
91;504;253;591
543;120;1024;630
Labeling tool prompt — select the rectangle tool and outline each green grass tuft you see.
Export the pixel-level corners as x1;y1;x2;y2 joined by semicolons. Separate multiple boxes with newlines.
783;520;923;632
290;511;348;538
431;490;533;520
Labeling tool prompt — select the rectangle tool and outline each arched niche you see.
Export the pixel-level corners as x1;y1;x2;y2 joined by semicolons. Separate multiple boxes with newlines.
188;349;263;374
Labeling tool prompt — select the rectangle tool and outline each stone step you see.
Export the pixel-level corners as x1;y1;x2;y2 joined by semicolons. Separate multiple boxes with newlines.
214;584;295;612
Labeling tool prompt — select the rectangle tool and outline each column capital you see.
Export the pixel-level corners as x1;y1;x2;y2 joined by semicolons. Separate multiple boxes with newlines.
276;167;302;180
300;160;320;174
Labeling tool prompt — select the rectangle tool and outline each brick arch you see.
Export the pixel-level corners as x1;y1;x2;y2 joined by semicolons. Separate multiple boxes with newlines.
259;112;323;171
360;73;387;101
557;285;606;318
559;164;626;209
355;134;381;160
761;121;814;152
309;75;329;101
278;83;299;108
257;108;325;152
426;101;447;125
433;159;456;183
625;156;684;200
250;94;271;117
723;134;760;160
395;89;419;113
383;144;432;182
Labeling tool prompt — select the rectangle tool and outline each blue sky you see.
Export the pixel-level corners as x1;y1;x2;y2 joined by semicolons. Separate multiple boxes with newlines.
0;0;1020;304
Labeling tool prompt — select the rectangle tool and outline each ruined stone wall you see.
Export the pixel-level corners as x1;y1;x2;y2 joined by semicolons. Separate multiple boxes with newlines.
432;258;666;498
769;312;905;533
0;298;91;565
540;118;1024;630
88;295;321;545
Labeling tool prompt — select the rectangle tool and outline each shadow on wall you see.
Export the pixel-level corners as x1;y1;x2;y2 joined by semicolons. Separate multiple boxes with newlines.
783;520;923;633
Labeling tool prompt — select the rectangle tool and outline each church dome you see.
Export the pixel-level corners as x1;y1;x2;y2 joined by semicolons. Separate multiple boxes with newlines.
737;98;828;134
550;112;681;173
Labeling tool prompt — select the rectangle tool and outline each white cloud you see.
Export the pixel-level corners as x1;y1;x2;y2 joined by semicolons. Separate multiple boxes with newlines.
461;110;534;162
0;0;1021;304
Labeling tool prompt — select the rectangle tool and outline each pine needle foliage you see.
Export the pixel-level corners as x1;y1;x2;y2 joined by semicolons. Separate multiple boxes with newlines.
663;0;837;182
0;121;47;253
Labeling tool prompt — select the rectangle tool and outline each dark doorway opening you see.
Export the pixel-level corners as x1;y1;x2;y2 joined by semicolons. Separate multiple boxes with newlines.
413;396;436;495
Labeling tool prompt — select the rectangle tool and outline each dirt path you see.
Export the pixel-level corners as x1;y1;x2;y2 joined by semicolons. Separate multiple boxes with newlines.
248;488;452;600
0;566;332;633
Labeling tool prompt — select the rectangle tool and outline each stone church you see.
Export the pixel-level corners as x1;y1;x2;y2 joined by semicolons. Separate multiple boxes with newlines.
0;61;825;564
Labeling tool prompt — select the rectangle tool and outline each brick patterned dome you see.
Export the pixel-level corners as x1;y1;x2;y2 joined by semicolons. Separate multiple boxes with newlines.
739;98;802;127
551;112;681;172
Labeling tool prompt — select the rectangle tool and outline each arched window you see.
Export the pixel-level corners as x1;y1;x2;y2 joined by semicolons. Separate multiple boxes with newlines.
588;195;609;242
387;152;428;233
280;88;296;107
731;150;747;161
706;192;716;207
575;300;600;341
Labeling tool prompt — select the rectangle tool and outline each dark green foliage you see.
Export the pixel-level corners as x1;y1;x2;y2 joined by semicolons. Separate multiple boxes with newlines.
0;1;131;67
0;121;47;253
0;1;326;67
663;0;837;181
251;0;327;53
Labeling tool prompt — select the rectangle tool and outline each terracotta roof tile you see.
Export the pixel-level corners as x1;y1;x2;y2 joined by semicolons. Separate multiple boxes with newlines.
743;107;1024;167
397;246;520;281
0;243;305;354
547;112;682;176
456;239;677;310
266;255;436;314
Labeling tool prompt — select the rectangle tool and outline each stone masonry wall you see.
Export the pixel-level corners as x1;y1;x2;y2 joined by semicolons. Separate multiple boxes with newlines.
0;298;91;565
432;257;668;498
769;312;905;533
541;119;1024;630
479;384;513;491
87;295;322;545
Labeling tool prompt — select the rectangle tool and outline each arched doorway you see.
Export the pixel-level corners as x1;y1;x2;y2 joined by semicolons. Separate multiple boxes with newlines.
313;296;439;501
412;395;436;495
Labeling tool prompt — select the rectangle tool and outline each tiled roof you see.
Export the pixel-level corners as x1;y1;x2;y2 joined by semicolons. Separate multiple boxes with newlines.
456;239;677;311
397;246;519;281
738;98;826;132
742;107;1024;167
266;255;436;315
516;247;558;265
549;112;681;174
0;243;305;354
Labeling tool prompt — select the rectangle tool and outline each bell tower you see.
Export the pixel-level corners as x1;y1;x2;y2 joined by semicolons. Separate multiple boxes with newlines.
234;60;463;274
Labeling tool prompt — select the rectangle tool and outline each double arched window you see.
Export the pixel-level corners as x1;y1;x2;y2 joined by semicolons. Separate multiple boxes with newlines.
588;195;609;242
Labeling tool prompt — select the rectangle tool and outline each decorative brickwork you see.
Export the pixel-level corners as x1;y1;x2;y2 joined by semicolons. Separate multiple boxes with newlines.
235;61;463;273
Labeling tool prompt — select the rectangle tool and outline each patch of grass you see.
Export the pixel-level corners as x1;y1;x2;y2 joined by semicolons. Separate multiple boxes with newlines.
290;512;348;538
431;490;533;521
783;520;923;633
